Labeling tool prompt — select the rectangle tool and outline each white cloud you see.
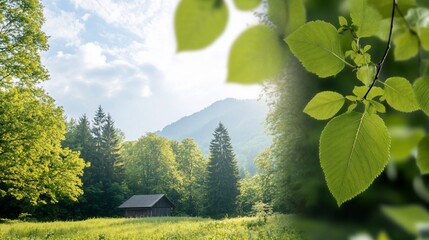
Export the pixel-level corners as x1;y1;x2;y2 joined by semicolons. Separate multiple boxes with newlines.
42;8;85;46
141;85;152;97
79;42;107;68
70;0;173;38
42;41;150;99
41;0;263;140
81;13;91;21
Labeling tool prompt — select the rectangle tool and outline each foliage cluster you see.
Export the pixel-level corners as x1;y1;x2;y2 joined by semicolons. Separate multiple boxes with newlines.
0;88;86;207
173;0;429;238
0;0;85;217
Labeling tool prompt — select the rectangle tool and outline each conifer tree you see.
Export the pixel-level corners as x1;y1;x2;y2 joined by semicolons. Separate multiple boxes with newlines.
92;106;106;153
101;114;122;182
205;123;240;218
62;109;126;217
63;115;95;183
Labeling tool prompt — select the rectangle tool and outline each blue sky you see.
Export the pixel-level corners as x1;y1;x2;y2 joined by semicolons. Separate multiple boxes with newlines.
41;0;262;140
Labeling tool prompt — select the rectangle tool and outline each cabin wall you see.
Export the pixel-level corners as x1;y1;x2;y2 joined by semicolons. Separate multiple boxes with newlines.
124;207;172;217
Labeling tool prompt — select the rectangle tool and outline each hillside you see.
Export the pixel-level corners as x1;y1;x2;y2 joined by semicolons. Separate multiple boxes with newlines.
158;98;271;174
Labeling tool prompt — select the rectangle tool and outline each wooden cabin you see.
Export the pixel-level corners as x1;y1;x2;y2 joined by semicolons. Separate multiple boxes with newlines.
118;194;175;217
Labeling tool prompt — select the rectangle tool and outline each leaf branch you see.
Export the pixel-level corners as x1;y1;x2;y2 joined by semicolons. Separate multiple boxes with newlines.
364;0;396;100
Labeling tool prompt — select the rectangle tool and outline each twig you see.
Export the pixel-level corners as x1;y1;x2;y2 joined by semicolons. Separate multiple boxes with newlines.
364;0;396;99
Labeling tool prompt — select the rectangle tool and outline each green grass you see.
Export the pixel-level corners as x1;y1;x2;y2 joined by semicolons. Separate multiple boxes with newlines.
0;214;301;240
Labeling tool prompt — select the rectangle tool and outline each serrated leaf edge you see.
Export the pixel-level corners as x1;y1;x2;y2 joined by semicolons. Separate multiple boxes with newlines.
319;112;391;206
384;78;420;112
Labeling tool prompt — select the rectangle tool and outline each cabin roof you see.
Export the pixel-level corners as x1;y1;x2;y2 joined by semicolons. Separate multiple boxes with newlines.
118;194;174;208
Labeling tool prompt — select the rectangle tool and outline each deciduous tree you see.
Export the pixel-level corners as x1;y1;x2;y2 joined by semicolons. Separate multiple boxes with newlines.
0;88;85;205
123;133;182;204
0;0;49;88
172;138;207;216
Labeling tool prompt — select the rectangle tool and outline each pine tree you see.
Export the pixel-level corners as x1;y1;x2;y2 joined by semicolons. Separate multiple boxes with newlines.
74;115;95;160
91;109;125;216
63;109;126;217
205;123;240;218
101;114;122;182
92;106;106;153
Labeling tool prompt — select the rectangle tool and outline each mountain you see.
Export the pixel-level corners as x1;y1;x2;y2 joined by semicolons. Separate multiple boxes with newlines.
157;98;271;174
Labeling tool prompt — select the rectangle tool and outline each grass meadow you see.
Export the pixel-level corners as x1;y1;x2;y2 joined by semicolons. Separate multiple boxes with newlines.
0;214;301;239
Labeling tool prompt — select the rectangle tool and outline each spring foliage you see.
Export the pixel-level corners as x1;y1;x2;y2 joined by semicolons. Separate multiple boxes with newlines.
174;0;429;207
0;0;85;206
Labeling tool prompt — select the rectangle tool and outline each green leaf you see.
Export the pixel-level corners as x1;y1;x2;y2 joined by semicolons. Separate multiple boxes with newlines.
389;127;425;162
370;100;386;113
393;31;419;61
303;91;345;120
350;0;382;37
417;137;429;175
353;86;384;100
339;16;348;26
384;77;420;112
375;18;393;41
175;0;228;51
346;95;358;101
227;25;288;84
363;45;371;52
365;101;377;114
268;0;306;35
286;21;345;78
320;112;390;206
420;28;429;51
347;103;358;113
357;65;376;86
233;0;260;10
382;205;429;236
414;76;429;115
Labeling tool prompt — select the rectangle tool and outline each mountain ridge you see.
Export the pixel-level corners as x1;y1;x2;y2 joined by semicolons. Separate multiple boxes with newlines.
157;98;271;174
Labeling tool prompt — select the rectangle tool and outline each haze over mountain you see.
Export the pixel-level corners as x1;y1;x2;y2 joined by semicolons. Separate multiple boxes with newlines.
158;98;271;174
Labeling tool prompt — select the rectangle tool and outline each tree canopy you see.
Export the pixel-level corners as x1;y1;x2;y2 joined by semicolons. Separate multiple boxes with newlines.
123;133;182;204
0;87;86;206
0;0;86;217
0;0;49;88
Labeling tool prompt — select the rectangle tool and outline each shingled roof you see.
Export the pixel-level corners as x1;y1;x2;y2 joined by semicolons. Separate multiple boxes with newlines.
118;194;174;208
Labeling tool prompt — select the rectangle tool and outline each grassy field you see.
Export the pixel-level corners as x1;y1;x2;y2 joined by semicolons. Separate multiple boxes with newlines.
0;214;301;239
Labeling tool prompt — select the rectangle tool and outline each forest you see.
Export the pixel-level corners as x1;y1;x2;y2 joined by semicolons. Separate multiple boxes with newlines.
0;103;275;220
2;0;429;239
